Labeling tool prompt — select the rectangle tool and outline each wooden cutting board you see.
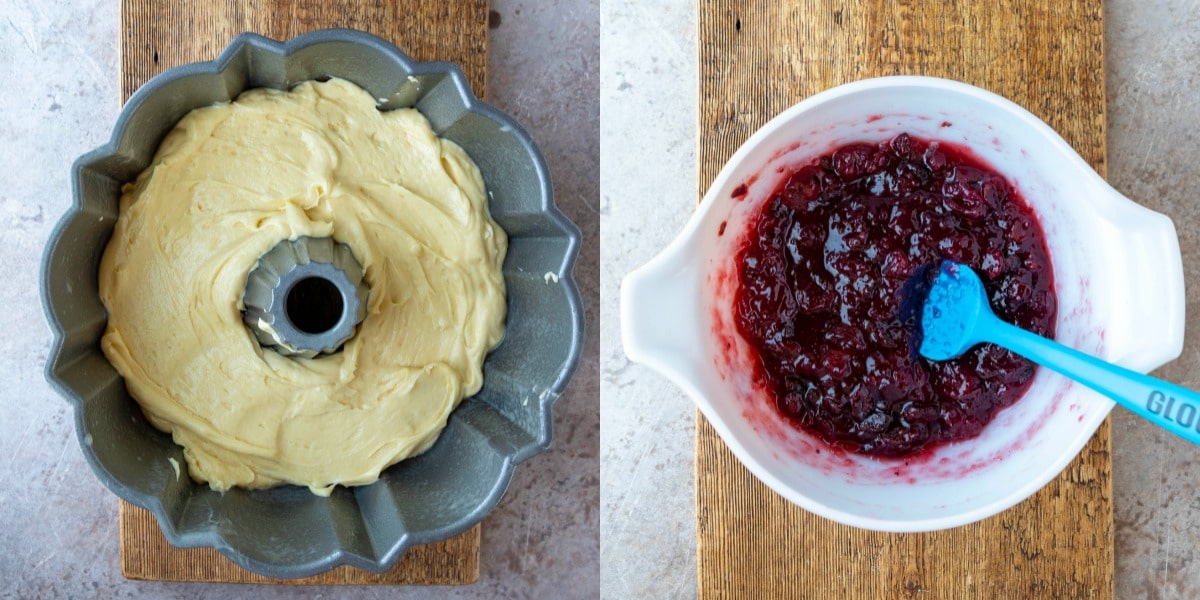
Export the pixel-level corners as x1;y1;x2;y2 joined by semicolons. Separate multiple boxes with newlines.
696;1;1113;598
117;0;487;584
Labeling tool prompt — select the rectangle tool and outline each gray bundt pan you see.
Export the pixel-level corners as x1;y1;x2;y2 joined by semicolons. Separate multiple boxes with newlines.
41;29;584;578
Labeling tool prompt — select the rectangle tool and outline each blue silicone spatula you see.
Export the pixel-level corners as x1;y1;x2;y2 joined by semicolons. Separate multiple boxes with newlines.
919;260;1200;445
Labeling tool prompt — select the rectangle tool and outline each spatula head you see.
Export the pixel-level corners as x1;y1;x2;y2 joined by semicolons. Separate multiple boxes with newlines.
919;261;990;361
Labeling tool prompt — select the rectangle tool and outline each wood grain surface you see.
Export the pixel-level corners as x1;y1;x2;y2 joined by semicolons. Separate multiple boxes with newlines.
695;1;1112;598
117;0;487;585
121;0;488;100
120;502;480;584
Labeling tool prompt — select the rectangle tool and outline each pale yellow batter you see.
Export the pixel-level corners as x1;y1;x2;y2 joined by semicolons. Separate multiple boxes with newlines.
99;78;507;495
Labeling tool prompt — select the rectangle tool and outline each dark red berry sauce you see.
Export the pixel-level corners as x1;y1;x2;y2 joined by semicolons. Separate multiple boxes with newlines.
733;133;1056;457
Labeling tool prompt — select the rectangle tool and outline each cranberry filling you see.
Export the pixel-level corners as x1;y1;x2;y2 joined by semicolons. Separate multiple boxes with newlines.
732;133;1056;457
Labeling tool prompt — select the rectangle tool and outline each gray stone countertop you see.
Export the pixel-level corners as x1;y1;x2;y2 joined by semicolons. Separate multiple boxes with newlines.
0;0;598;598
601;1;1200;599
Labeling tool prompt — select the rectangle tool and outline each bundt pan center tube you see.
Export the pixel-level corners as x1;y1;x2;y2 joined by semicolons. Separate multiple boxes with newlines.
243;236;369;359
41;29;584;578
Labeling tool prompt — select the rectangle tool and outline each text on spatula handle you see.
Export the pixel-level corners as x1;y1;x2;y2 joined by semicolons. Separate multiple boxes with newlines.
1147;391;1200;431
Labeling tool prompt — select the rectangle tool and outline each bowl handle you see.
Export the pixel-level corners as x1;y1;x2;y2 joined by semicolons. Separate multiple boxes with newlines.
620;248;705;383
1096;186;1186;373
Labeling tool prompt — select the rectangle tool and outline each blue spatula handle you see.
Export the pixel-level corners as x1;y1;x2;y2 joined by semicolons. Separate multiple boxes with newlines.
985;317;1200;445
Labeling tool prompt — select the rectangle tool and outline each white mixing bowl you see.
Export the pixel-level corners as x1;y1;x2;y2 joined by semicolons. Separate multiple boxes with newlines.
621;76;1185;532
